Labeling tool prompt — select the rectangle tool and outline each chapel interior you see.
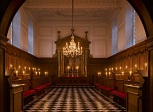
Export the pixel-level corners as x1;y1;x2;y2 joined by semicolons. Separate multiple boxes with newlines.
1;0;153;112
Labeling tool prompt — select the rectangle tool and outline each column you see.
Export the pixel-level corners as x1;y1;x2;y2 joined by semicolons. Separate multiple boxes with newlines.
84;49;89;77
57;49;61;77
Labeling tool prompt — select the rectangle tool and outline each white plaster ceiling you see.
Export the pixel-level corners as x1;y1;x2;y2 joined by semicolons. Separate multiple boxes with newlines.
23;0;125;22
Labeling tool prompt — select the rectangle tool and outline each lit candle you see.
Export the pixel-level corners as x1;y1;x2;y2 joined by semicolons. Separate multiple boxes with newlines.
105;72;107;77
98;72;101;77
35;72;37;76
24;67;26;70
19;66;21;69
125;66;128;69
120;67;121;70
10;64;12;68
122;71;124;76
105;68;107;71
109;72;111;77
44;72;47;76
23;71;25;75
16;71;18;76
29;67;31;71
116;67;117;70
135;64;137;68
112;68;113;71
145;63;147;69
129;71;132;75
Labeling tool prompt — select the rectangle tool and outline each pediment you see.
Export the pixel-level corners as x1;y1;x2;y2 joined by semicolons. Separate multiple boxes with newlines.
55;34;91;48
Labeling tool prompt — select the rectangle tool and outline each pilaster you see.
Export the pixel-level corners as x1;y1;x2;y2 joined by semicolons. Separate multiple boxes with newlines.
0;33;8;112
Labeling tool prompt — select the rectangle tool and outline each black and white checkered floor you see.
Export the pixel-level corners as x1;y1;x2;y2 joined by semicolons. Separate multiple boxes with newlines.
24;86;126;112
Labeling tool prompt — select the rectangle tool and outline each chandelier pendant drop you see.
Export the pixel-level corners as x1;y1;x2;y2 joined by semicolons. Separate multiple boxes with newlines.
63;0;83;57
63;32;83;57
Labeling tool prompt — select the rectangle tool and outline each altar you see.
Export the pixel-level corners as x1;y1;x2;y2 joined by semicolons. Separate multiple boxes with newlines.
55;31;91;78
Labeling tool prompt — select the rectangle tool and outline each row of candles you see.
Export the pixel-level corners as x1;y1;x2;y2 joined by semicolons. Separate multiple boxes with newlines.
67;66;79;77
9;64;49;77
105;63;147;72
97;63;147;77
97;71;132;77
67;66;79;71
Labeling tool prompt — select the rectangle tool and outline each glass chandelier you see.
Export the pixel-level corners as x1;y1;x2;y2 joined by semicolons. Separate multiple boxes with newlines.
63;0;83;57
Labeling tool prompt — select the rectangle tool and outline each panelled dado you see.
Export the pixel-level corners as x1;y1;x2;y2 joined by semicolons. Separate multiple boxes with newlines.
5;43;38;69
108;40;148;71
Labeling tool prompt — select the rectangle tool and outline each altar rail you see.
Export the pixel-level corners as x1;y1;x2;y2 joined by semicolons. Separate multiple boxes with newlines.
55;77;89;86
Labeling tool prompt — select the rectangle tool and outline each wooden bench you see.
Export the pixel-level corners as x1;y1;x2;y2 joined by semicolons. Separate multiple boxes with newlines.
99;86;114;97
23;90;36;105
111;90;126;107
94;83;101;89
44;82;51;91
34;85;46;97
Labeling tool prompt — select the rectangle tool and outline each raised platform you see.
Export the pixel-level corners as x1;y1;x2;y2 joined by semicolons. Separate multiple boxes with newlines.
55;76;89;86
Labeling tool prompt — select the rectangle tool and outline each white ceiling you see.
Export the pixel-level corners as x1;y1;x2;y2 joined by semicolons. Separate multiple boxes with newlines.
23;0;125;22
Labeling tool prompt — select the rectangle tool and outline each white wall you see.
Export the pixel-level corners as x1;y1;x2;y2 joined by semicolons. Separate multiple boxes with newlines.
7;1;146;58
111;1;146;55
37;21;110;58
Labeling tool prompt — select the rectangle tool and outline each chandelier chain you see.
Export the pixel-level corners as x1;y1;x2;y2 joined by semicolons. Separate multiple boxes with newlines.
62;0;83;57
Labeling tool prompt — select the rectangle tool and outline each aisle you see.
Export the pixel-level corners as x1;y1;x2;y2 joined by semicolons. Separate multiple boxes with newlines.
24;86;126;112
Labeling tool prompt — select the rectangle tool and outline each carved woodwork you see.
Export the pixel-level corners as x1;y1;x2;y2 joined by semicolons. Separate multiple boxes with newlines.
55;32;91;77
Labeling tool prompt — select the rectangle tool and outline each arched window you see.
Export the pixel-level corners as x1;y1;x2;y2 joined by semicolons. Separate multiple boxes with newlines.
28;19;34;55
12;10;21;48
112;19;118;55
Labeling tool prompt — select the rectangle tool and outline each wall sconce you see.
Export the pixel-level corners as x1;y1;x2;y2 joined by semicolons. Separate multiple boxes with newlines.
105;68;107;71
18;66;21;69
